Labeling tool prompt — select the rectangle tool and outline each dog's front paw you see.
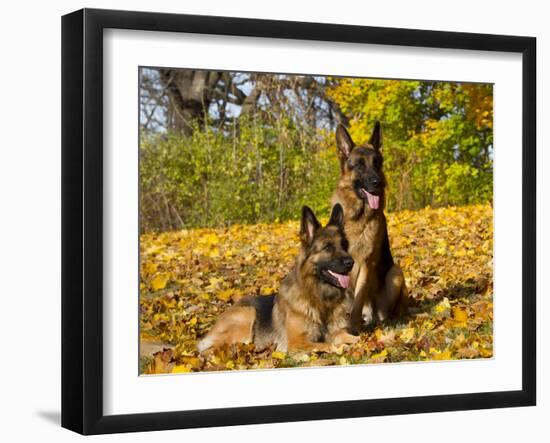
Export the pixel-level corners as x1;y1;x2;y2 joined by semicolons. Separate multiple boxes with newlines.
331;331;360;346
341;332;360;345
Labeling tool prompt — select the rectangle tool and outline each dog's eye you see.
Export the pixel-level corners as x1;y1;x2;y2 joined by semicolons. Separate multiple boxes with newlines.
323;244;333;252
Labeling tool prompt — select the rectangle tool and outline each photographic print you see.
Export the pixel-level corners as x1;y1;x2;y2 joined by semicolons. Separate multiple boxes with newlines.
138;68;494;375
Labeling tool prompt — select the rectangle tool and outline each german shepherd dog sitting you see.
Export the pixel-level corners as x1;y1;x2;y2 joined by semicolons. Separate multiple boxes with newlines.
331;122;408;335
197;204;359;353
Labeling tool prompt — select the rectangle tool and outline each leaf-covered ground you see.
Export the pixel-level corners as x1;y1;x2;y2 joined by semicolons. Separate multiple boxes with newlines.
140;204;493;374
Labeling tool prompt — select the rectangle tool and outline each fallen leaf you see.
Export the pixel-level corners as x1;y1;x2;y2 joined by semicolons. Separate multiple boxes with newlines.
400;327;415;343
140;204;493;373
452;307;468;322
151;273;169;291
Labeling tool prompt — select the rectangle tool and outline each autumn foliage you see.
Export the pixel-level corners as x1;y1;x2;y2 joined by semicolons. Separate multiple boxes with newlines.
140;204;493;374
140;74;493;232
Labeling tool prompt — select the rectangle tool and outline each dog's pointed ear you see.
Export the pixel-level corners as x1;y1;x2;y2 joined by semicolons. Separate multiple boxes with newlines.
328;203;344;228
369;121;382;150
300;206;321;246
336;124;355;167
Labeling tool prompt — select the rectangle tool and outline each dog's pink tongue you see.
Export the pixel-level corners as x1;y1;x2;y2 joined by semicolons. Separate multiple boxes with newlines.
328;270;350;289
365;190;380;210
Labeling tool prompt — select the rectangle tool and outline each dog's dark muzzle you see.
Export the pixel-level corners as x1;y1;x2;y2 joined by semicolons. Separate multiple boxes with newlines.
355;178;382;196
326;256;354;274
364;175;382;194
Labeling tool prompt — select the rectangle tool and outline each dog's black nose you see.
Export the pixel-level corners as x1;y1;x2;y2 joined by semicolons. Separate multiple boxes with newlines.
342;256;354;268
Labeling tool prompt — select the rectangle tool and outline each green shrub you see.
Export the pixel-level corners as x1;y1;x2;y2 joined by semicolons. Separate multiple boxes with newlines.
140;118;339;232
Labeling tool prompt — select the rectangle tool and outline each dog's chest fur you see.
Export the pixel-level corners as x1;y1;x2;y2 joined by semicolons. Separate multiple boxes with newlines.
332;190;385;264
278;271;347;341
347;212;385;264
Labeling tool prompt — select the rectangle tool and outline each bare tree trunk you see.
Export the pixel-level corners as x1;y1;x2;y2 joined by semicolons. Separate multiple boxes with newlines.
159;69;220;135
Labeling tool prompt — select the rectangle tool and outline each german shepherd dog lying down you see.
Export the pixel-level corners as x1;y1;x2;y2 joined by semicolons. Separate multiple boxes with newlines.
197;204;359;353
331;122;408;335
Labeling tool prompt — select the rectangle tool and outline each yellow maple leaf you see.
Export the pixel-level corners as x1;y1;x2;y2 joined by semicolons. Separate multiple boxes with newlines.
172;365;191;373
271;351;286;360
209;277;223;286
479;347;493;358
142;262;158;276
400;327;415;343
421;320;435;331
224;249;236;258
370;349;388;360
260;286;277;295
339;356;349;365
452;307;468;322
216;289;234;302
455;249;467;257
182;357;201;369
208;248;220;258
432;350;452;361
150;273;169;291
199;233;219;245
434;297;451;314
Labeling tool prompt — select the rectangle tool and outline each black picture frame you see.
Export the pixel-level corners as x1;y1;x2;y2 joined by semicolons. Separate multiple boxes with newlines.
62;8;536;435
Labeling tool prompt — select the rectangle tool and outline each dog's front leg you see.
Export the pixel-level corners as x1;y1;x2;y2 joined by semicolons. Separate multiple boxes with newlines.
292;341;333;353
350;265;370;335
328;329;360;346
286;332;333;353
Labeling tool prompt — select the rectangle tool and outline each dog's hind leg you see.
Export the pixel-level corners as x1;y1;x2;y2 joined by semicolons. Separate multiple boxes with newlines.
197;306;255;352
393;279;409;319
376;264;405;322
